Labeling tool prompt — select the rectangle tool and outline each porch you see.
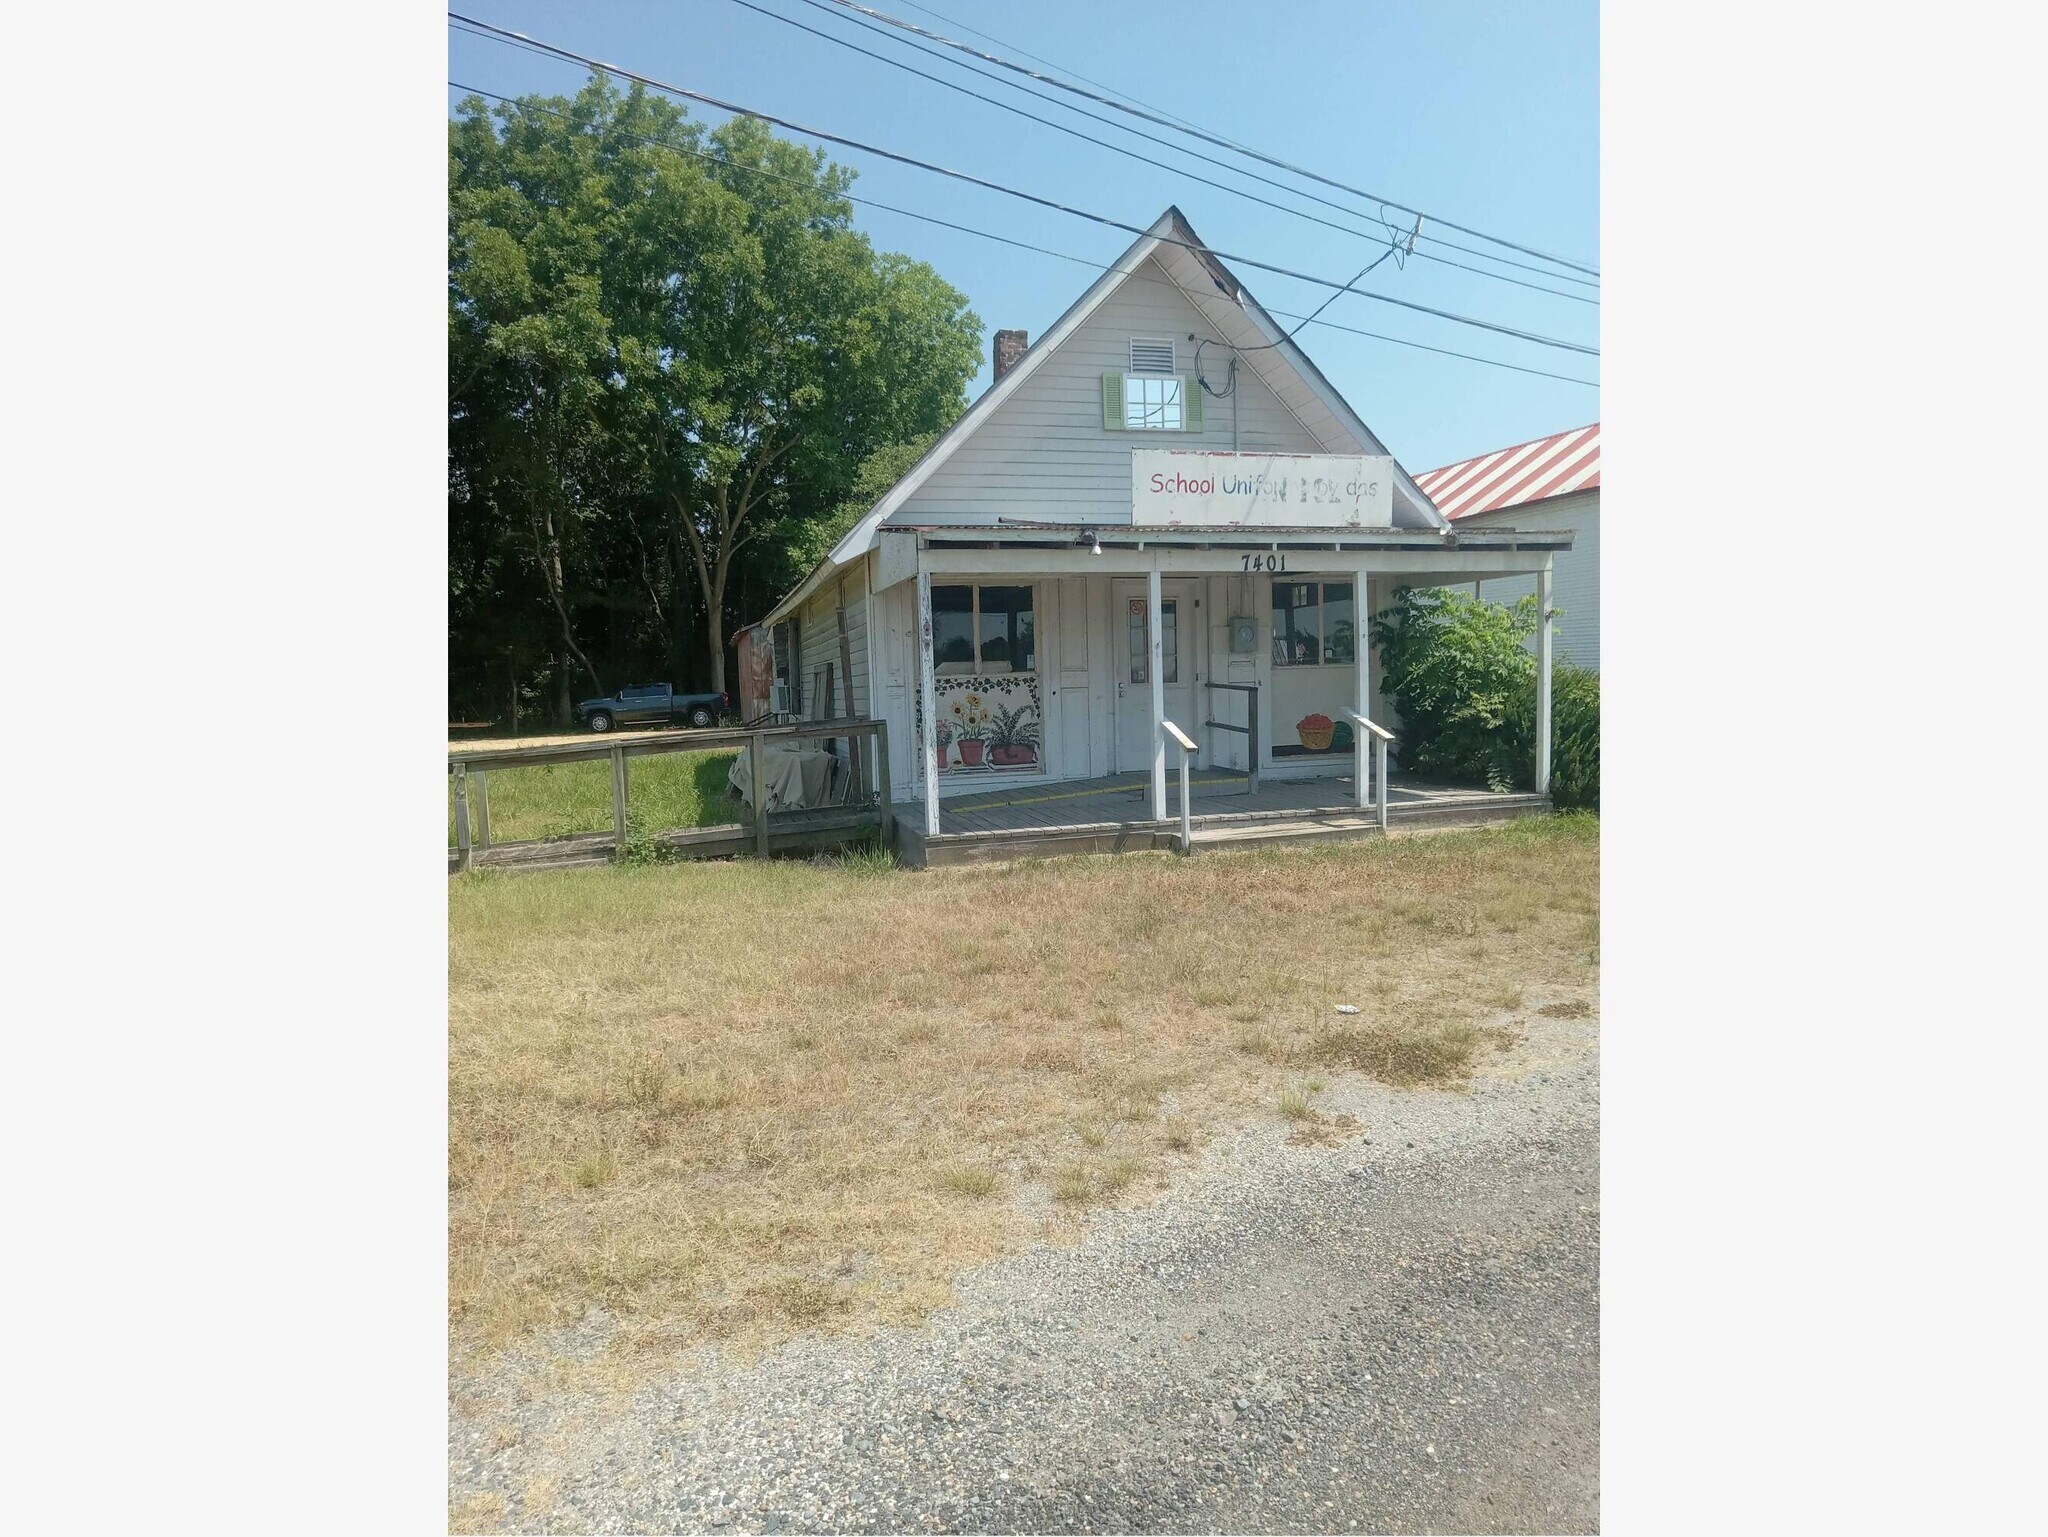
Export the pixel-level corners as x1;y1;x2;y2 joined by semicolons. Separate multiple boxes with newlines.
892;765;1549;868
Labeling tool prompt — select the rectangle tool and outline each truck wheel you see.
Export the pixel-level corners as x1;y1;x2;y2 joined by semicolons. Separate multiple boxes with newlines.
688;705;715;728
586;710;614;733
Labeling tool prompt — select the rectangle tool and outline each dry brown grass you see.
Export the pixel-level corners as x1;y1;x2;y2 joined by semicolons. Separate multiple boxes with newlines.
449;815;1597;1370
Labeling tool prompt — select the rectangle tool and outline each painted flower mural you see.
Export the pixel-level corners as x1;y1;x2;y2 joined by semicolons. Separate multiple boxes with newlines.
920;675;1043;774
949;692;992;767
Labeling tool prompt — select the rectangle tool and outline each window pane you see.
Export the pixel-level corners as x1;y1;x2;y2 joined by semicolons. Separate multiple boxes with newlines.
1272;581;1319;666
1124;375;1183;431
977;585;1035;671
932;584;975;667
1323;581;1355;664
1126;597;1178;684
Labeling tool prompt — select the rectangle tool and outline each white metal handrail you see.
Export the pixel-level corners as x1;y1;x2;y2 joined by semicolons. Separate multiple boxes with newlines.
1341;709;1395;831
1161;718;1198;855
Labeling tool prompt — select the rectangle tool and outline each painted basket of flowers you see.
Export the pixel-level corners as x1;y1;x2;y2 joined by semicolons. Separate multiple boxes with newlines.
1296;712;1335;751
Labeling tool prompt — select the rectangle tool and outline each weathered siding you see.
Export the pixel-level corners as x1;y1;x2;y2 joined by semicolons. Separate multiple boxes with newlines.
895;256;1342;527
797;571;871;717
1457;492;1599;669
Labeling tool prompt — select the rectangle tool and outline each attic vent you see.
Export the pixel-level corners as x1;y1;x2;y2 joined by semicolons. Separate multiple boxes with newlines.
1128;337;1176;374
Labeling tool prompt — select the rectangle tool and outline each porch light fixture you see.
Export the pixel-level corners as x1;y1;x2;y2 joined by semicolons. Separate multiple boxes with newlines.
1078;527;1102;555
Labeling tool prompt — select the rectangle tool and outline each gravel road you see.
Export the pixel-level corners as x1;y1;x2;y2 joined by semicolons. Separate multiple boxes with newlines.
451;1005;1598;1534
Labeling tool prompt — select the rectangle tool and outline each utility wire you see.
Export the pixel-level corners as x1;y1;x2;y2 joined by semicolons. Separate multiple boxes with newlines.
821;0;1600;278
895;0;1217;140
447;80;1597;390
812;0;1598;292
446;14;1599;358
767;0;1597;301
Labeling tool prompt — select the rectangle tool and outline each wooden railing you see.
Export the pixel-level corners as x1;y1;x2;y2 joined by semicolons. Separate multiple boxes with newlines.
448;717;892;872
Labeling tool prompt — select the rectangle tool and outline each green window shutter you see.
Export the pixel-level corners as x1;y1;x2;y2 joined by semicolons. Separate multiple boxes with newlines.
1182;375;1203;432
1102;372;1125;430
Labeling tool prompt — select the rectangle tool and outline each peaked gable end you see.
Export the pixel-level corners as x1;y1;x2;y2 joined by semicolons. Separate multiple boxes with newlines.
891;253;1350;530
821;206;1446;577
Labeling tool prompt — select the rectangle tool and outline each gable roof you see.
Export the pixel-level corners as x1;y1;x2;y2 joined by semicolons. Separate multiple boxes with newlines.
758;207;1447;630
828;206;1446;565
1416;422;1600;521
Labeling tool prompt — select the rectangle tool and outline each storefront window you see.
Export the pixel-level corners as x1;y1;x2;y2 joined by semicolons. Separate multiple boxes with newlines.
933;584;1036;673
1272;582;1320;666
1323;581;1355;665
932;585;975;667
1273;581;1355;666
977;585;1035;671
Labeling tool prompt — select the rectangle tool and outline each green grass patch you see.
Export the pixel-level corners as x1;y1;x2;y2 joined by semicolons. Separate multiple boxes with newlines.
449;750;740;845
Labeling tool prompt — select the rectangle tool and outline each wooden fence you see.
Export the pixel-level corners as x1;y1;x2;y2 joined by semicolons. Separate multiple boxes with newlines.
449;717;892;873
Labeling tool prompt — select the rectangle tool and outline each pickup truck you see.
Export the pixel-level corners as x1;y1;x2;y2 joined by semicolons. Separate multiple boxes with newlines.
577;684;728;733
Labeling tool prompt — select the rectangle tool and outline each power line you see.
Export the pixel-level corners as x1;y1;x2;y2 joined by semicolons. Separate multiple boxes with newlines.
895;0;1218;140
728;0;1404;254
765;0;1597;302
820;0;1601;279
832;0;1600;292
447;80;1598;390
446;14;1599;358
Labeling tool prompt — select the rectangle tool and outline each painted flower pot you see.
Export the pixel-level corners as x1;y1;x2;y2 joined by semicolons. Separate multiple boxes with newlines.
990;745;1036;768
958;739;987;768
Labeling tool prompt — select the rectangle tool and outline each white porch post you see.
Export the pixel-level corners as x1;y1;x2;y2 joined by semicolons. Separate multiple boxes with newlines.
916;568;940;836
1536;563;1554;798
1147;563;1166;821
1354;565;1371;810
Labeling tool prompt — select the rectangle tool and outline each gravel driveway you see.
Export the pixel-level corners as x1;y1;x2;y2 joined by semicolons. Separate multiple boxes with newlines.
452;1006;1598;1534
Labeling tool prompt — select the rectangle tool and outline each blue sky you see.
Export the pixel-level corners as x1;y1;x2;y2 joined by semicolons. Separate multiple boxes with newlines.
448;0;1598;472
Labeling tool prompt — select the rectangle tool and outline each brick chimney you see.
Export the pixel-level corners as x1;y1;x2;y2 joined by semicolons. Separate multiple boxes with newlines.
993;328;1028;382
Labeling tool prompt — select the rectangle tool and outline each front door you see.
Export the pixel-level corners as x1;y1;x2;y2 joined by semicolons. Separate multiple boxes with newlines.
1112;580;1199;774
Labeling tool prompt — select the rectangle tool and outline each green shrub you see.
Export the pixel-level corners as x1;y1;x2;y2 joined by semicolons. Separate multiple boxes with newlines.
1370;587;1598;811
1548;663;1600;811
1371;587;1538;791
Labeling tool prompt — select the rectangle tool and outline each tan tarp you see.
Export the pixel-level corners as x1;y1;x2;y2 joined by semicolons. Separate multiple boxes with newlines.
728;741;838;811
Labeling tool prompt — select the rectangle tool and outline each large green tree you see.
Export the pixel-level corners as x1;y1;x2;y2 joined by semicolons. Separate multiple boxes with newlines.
449;79;981;717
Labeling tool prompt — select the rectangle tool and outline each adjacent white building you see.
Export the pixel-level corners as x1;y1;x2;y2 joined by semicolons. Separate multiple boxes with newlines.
1416;423;1600;670
742;208;1572;850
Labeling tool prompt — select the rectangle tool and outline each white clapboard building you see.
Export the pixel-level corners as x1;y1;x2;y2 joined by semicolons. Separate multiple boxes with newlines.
1416;423;1600;670
743;208;1574;864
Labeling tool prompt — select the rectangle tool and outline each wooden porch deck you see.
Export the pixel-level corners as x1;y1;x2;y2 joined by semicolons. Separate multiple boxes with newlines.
894;768;1549;867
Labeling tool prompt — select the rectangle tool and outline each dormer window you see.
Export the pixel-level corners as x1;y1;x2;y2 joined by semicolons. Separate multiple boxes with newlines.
1102;338;1202;433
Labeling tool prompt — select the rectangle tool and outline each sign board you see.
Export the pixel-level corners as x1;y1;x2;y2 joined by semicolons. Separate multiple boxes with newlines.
1131;450;1395;528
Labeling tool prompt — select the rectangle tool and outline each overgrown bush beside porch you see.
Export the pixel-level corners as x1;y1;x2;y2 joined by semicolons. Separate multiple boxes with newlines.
1546;662;1600;811
1370;586;1598;810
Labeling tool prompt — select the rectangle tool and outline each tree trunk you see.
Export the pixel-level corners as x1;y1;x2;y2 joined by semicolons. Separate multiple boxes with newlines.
703;602;727;696
528;500;603;699
668;526;695;688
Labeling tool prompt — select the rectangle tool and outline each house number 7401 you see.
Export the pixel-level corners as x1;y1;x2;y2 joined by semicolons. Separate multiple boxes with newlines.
1241;552;1286;572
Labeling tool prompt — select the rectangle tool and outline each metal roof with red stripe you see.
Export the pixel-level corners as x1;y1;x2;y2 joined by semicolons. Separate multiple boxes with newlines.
1415;422;1600;521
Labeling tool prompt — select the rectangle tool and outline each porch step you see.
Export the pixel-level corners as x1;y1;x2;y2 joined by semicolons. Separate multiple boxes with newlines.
896;791;1552;867
1191;793;1551;851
